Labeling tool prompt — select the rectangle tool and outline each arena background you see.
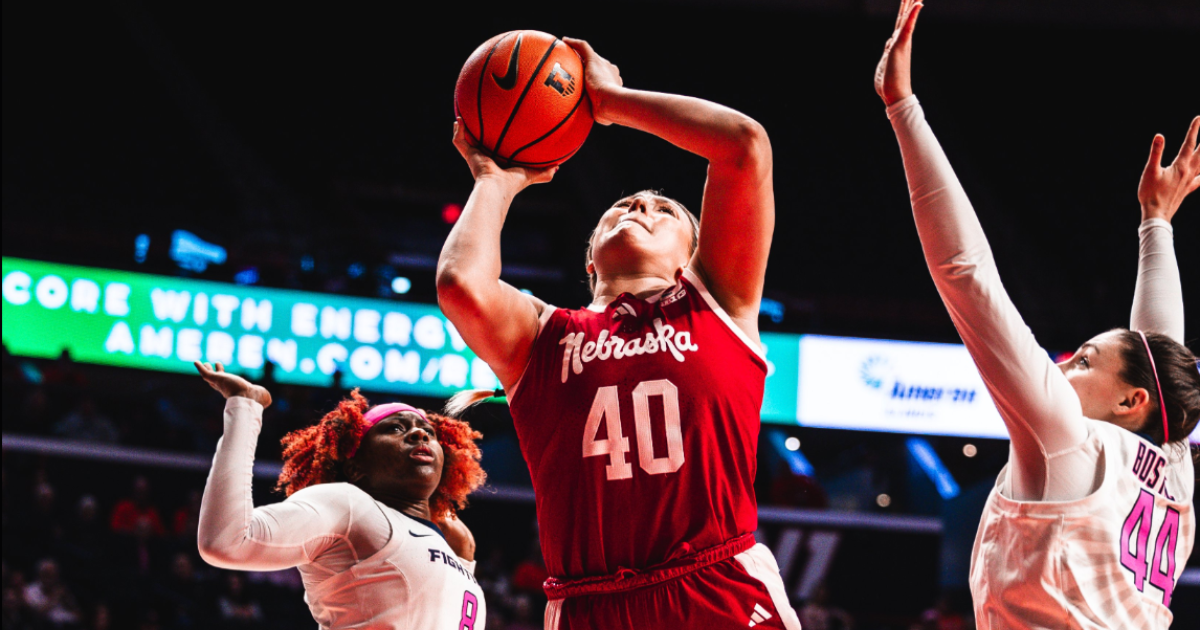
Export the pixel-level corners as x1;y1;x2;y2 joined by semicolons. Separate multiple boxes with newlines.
3;1;1198;628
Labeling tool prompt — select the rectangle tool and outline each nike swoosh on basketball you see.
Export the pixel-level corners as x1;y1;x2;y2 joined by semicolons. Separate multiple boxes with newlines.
492;35;522;90
409;530;433;538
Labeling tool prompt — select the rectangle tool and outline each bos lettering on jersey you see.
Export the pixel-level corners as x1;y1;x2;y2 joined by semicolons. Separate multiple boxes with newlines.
1132;442;1175;501
558;318;700;383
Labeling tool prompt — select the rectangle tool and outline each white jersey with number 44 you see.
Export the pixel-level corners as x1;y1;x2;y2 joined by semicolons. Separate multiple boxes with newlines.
971;421;1195;629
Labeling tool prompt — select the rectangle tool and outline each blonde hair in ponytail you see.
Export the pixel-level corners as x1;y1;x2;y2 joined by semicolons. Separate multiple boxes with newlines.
444;389;502;418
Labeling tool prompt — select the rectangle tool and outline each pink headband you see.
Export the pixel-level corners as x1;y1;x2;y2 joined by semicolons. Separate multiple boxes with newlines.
348;403;428;457
1136;330;1170;444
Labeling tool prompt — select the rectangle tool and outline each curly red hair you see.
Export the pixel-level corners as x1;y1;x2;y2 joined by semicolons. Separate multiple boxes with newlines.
276;389;486;518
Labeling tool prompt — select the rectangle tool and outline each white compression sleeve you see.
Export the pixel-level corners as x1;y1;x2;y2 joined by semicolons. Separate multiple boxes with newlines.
888;96;1092;500
1131;218;1184;344
197;397;389;573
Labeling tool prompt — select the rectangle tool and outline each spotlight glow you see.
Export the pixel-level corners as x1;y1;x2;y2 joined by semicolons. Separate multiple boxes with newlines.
134;234;150;264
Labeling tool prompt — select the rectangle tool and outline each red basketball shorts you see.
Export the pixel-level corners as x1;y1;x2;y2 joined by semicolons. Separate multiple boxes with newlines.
543;541;801;629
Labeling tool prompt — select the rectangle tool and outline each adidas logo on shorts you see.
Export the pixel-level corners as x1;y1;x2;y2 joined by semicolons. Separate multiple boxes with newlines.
748;603;773;627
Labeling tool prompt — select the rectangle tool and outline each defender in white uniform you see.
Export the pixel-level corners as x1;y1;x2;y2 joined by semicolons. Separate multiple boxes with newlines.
195;364;487;630
875;2;1199;628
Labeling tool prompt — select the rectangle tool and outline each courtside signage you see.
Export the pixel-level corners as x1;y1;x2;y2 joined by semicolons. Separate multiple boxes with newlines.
795;335;1009;439
1;257;501;398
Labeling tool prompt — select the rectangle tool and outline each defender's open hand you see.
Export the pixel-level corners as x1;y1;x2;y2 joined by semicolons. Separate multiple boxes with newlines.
195;361;272;408
875;0;924;106
1139;116;1200;223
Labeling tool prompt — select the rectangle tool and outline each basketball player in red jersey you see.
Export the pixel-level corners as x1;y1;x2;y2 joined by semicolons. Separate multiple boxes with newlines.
438;38;800;629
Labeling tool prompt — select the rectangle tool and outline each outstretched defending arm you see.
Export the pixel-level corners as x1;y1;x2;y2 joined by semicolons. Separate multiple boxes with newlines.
195;363;386;572
1130;117;1199;344
567;39;774;339
877;1;1088;500
436;125;555;391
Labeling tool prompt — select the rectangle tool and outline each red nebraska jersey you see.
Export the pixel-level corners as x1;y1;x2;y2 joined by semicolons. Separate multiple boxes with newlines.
507;268;767;579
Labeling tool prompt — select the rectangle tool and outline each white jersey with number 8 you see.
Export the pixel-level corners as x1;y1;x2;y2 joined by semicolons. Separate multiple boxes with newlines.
198;398;486;630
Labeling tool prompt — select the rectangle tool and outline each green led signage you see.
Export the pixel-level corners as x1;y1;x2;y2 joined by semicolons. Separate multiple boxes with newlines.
1;257;802;419
2;257;501;398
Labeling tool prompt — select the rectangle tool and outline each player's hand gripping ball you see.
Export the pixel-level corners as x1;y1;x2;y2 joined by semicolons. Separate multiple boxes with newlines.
454;30;594;168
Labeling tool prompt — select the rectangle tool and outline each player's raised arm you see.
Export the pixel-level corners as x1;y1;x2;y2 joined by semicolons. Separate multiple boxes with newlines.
195;362;348;571
436;125;557;390
1130;117;1199;343
566;38;774;337
876;1;1090;496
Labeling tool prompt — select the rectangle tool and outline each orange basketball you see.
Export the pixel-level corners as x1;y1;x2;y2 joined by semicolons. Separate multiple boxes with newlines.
455;30;594;168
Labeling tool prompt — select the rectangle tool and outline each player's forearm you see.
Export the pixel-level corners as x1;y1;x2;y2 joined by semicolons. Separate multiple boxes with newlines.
599;87;770;169
198;398;317;571
198;397;266;568
1130;219;1184;343
436;177;514;301
436;176;543;388
888;95;1087;455
887;96;987;274
888;97;1007;342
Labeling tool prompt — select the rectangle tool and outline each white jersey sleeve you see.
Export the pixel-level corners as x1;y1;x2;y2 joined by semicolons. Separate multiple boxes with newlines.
888;96;1096;501
197;397;390;574
1131;218;1184;343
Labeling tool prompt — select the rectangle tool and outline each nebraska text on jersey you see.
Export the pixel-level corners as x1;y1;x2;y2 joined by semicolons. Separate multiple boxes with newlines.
558;318;700;382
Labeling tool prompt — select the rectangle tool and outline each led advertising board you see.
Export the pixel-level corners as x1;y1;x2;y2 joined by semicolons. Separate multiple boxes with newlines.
795;335;1010;439
2;257;501;398
0;257;804;416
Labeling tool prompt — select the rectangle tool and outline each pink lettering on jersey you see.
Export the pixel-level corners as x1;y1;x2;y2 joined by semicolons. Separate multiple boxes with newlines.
558;318;700;383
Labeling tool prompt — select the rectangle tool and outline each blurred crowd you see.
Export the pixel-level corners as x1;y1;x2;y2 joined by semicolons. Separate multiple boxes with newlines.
4;440;655;630
1;451;563;629
2;460;307;630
